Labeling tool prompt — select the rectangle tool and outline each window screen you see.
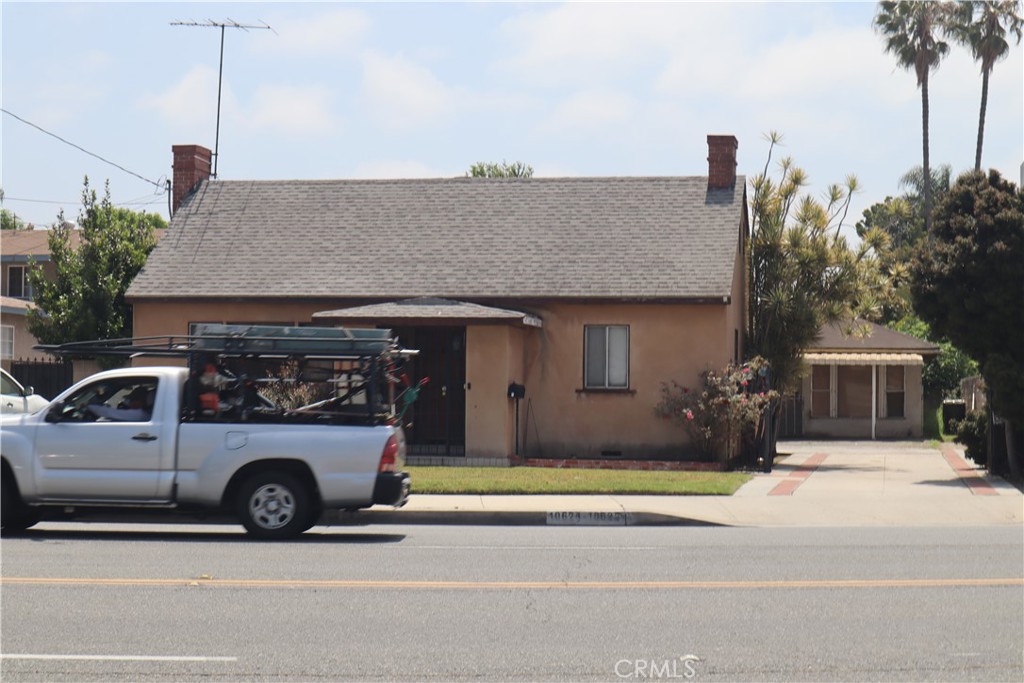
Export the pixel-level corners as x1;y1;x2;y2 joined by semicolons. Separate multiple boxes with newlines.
584;325;629;389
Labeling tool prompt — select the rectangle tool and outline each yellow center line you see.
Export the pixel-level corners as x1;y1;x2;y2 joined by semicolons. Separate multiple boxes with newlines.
2;577;1021;590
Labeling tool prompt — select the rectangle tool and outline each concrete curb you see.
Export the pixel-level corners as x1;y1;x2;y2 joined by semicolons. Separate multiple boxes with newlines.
334;509;726;527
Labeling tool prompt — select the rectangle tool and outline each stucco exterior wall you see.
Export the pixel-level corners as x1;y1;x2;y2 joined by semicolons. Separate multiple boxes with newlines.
514;301;734;460
132;297;740;460
0;311;49;362
800;363;925;439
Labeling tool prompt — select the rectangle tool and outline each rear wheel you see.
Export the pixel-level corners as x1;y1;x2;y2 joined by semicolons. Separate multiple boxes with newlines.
235;471;316;539
1;472;40;535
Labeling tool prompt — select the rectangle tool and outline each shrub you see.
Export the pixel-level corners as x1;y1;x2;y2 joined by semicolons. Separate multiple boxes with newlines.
655;358;777;464
953;410;988;467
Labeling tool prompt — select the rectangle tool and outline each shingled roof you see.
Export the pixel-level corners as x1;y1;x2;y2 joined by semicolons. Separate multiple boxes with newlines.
127;175;745;301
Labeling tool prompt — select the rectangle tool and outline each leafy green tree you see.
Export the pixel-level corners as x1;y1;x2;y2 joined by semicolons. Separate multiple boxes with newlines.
856;164;953;322
747;133;886;394
946;0;1024;170
889;315;978;398
27;178;165;360
874;1;954;231
466;161;534;178
910;169;1023;476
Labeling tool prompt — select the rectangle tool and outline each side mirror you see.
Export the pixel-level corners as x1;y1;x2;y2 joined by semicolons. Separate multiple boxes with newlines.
44;401;65;423
24;386;35;397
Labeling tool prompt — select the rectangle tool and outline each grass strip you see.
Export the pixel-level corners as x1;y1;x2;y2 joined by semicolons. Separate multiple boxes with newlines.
407;466;751;496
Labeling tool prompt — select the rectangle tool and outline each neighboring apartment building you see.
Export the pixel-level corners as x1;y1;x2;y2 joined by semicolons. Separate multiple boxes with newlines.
127;137;749;463
0;230;77;365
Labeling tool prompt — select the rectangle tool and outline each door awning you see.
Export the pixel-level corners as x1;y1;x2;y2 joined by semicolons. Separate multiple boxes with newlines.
803;352;924;366
313;297;543;328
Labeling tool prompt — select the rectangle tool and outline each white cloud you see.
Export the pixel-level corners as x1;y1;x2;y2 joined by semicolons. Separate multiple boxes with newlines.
139;65;221;132
358;51;455;130
246;84;338;135
252;8;371;56
497;3;742;88
351;159;456;179
540;90;638;135
141;68;338;137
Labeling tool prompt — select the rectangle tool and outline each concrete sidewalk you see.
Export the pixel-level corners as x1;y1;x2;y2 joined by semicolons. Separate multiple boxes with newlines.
352;441;1023;528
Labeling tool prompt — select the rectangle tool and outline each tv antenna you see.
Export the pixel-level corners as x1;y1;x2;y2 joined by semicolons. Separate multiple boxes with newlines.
171;19;274;178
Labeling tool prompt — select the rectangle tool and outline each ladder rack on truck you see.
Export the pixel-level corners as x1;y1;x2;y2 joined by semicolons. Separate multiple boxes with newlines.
37;324;420;427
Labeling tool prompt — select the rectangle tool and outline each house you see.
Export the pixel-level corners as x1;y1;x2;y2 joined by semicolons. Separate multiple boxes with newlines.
0;230;80;366
798;321;940;439
126;137;748;465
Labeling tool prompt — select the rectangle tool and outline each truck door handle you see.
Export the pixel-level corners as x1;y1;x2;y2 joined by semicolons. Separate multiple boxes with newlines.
132;433;158;442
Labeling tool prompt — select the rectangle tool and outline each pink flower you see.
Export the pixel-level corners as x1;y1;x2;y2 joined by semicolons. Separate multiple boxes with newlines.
685;410;694;421
741;379;748;386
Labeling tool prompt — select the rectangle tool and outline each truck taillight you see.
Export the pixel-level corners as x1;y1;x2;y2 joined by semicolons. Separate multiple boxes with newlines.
379;435;399;473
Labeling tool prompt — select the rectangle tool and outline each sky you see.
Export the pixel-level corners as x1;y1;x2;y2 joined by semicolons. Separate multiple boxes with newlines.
2;1;1022;236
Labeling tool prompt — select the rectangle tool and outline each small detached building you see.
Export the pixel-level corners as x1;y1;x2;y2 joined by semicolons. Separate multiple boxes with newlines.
799;321;939;439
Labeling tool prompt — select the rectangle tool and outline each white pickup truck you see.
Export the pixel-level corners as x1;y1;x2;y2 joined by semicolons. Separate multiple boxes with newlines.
0;326;414;539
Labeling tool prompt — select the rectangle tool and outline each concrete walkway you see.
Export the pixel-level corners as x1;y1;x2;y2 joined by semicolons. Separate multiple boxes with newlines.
355;441;1023;528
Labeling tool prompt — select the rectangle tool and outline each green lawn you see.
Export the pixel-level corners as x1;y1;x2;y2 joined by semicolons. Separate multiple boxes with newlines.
406;466;751;496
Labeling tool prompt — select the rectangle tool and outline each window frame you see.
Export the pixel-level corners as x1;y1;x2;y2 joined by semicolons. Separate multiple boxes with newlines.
6;265;32;300
0;325;13;359
583;324;630;390
882;365;906;419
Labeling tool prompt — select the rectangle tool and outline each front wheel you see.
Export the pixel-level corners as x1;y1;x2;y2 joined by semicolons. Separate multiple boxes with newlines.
236;471;316;539
1;473;41;535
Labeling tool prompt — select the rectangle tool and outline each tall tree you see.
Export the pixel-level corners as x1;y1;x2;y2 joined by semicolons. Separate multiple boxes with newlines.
27;178;165;357
747;133;885;395
874;1;953;232
910;169;1024;477
466;161;534;178
946;0;1024;170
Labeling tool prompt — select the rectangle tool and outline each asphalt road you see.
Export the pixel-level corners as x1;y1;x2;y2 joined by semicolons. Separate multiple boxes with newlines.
1;522;1022;682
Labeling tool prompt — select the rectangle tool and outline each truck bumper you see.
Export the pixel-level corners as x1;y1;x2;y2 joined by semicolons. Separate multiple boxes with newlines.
373;471;411;508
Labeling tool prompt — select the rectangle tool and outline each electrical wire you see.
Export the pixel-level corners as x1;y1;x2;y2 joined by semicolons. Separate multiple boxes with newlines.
1;108;166;190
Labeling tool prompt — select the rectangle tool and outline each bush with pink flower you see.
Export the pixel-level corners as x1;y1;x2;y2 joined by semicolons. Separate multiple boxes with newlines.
654;357;777;465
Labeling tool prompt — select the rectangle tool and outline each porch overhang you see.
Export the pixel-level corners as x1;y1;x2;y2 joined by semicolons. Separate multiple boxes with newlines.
803;352;924;366
312;297;542;328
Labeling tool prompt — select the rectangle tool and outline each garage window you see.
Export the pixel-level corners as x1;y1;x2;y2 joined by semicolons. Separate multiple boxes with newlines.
884;366;905;418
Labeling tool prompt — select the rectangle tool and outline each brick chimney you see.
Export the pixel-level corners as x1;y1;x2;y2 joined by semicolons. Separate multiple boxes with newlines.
707;135;738;190
172;144;213;213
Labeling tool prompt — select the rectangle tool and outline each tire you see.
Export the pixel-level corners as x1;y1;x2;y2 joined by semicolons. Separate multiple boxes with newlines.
1;472;40;535
235;471;316;539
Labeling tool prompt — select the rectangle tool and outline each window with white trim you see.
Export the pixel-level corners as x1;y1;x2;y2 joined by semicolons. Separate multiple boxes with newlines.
6;265;32;299
584;325;629;389
810;365;832;418
1;325;13;359
883;365;905;418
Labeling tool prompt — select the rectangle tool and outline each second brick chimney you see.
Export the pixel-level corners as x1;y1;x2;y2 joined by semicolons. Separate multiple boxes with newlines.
707;135;738;190
172;144;213;213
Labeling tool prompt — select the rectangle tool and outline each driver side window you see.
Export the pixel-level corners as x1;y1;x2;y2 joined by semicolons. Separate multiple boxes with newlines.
57;377;159;423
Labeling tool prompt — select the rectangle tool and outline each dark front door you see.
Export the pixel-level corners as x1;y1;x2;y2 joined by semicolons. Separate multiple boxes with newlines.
394;326;466;456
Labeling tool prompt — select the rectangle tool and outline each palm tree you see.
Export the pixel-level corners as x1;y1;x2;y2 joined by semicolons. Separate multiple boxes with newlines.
874;1;953;232
946;1;1024;171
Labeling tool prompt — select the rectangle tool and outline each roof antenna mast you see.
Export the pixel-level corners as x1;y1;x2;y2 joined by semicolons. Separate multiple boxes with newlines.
170;19;273;178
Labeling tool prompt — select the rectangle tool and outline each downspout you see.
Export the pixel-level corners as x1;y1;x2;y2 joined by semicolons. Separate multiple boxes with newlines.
871;364;877;441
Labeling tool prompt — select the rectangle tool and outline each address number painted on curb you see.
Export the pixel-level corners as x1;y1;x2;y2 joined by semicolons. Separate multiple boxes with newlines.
546;511;626;526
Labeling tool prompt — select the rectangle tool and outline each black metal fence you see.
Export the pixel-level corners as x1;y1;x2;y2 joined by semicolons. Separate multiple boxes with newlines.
778;395;803;438
9;358;73;400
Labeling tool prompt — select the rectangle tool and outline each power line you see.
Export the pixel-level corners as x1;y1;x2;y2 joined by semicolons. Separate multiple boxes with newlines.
1;108;166;190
